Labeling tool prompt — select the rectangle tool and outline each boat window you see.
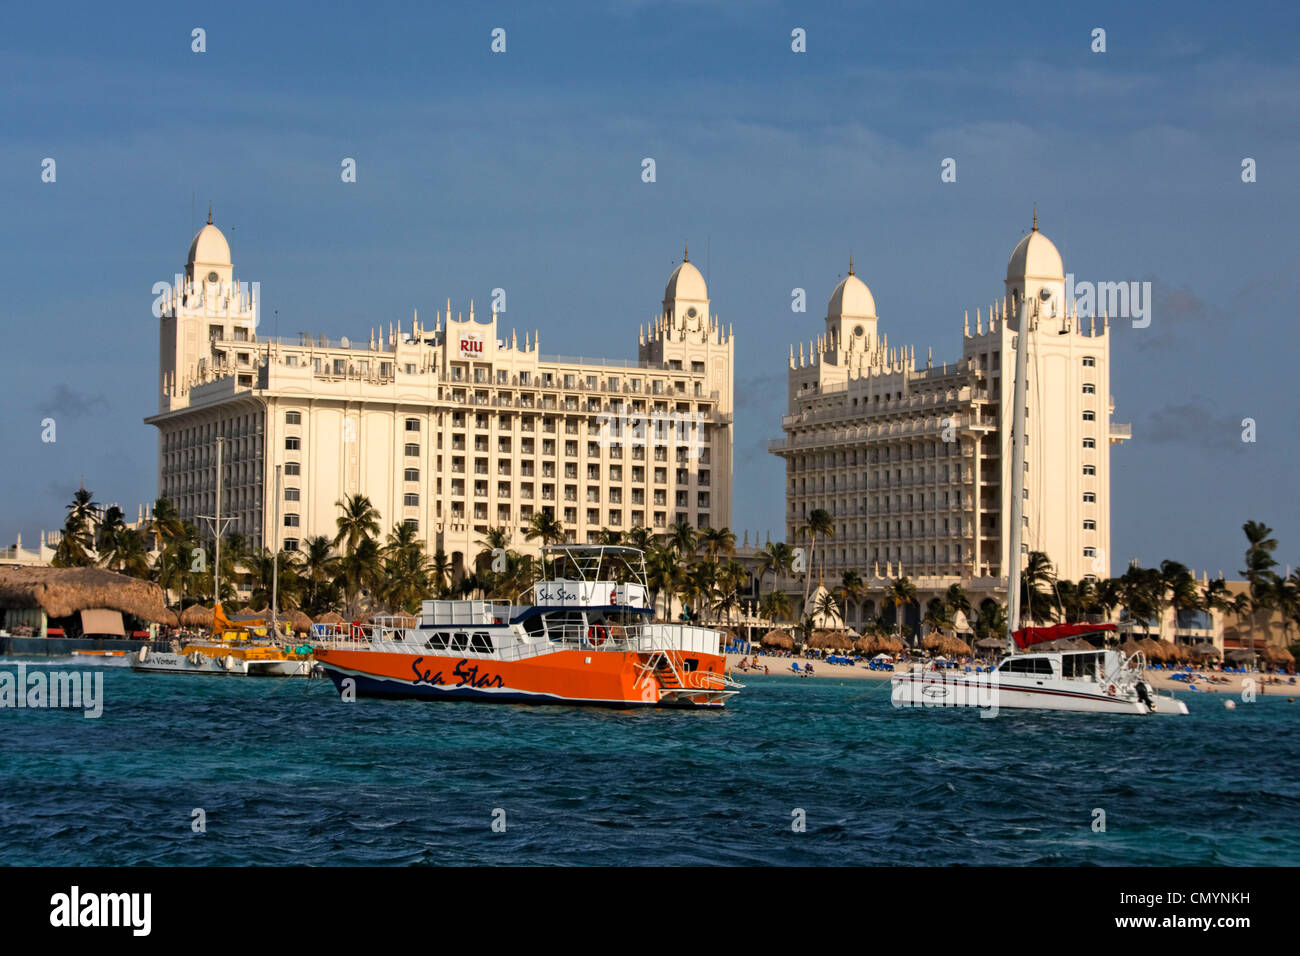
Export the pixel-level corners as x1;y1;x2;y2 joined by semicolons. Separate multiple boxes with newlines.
470;632;494;654
425;632;450;651
1000;658;1034;674
1034;658;1054;675
683;658;698;672
449;632;468;652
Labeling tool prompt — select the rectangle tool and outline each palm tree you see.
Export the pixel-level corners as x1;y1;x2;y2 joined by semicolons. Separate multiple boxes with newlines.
683;560;718;622
814;590;843;627
623;527;655;554
336;536;382;618
333;494;381;556
923;596;953;638
943;582;971;631
380;543;433;614
299;535;340;615
524;511;564;547
713;559;748;623
760;589;792;623
886;576;918;645
429;549;453;598
1115;564;1161;637
756;541;794;597
645;544;682;621
698;525;736;561
1021;551;1056;625
800;508;834;617
52;487;99;567
836;570;864;627
100;526;151;578
1240;520;1280;663
248;547;303;613
974;598;1008;644
667;519;697;560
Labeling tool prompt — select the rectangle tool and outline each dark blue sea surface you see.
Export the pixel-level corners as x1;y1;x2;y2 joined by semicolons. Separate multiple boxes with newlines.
2;660;1297;865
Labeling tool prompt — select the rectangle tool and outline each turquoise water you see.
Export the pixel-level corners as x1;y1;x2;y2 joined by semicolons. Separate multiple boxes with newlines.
2;660;1298;865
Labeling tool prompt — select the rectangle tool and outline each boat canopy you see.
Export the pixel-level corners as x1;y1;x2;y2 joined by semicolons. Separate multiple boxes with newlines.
1012;622;1117;650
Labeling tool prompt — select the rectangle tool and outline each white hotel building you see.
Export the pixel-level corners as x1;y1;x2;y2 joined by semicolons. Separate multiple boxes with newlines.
146;219;734;574
771;222;1130;626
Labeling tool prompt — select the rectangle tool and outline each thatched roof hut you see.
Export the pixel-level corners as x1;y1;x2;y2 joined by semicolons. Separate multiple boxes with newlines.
180;604;214;628
286;609;314;635
0;566;169;623
921;633;944;651
939;635;971;657
316;611;345;625
761;629;794;649
808;629;854;650
875;635;905;654
1190;642;1221;659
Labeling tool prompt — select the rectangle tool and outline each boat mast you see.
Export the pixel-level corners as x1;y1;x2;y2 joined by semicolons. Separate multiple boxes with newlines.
214;436;223;610
1006;291;1039;654
271;463;281;637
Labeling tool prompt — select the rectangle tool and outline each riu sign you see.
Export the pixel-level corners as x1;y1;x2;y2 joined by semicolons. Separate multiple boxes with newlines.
459;332;484;358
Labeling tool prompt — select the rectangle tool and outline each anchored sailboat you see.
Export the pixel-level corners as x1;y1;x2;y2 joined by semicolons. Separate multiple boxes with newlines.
892;282;1187;715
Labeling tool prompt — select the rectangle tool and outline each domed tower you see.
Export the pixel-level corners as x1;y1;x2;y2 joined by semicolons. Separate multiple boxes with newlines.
662;244;710;332
825;257;878;359
1005;210;1066;328
187;208;233;288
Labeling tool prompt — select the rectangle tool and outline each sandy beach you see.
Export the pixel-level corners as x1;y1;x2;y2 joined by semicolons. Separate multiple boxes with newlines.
727;653;1298;698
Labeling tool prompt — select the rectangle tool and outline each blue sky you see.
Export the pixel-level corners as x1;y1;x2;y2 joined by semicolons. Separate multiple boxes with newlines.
2;0;1298;577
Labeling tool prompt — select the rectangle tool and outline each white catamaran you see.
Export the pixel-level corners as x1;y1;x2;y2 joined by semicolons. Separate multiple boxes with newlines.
892;280;1188;716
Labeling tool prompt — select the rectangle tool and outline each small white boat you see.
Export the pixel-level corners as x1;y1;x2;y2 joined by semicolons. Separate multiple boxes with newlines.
892;636;1188;715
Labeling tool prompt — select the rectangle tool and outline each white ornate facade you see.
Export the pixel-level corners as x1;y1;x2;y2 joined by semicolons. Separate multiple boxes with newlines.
146;221;734;573
771;222;1129;608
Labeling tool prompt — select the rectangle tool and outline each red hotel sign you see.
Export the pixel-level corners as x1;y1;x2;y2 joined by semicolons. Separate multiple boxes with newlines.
459;332;484;358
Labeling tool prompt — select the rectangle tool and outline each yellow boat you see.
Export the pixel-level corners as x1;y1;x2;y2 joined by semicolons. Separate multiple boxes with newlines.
132;605;315;677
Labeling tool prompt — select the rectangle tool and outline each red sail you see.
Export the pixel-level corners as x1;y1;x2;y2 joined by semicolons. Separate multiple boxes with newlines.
1012;622;1117;649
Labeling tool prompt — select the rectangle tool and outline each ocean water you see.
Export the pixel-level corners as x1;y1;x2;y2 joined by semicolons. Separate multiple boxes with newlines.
2;659;1297;866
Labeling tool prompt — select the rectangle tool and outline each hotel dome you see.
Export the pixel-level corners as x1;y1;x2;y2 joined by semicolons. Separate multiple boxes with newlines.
828;271;876;319
664;259;708;302
1006;228;1063;280
188;222;231;267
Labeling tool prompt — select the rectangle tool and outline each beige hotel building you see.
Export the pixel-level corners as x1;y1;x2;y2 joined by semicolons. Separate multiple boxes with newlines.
770;222;1130;627
146;219;734;574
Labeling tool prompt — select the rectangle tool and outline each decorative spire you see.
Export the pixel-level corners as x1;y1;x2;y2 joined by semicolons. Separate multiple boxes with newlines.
848;252;854;276
1032;204;1038;232
207;202;213;225
683;242;689;263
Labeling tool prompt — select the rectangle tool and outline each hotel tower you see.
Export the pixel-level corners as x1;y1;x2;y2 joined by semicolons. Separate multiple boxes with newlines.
146;219;734;575
771;221;1129;626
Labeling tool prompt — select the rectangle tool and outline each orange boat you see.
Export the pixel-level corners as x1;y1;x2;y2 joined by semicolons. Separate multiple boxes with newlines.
313;546;742;708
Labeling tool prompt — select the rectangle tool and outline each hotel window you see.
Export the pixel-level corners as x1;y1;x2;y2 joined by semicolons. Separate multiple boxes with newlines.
312;358;322;373
405;364;416;374
285;355;299;367
1082;411;1095;421
520;371;531;385
1082;383;1096;394
1083;464;1096;475
1083;519;1097;530
1083;492;1097;503
565;441;577;457
333;359;345;375
285;462;300;476
404;518;419;530
284;514;299;527
630;378;642;392
405;418;421;432
1083;547;1097;558
1083;438;1096;448
283;538;299;552
1082;356;1096;367
209;324;224;340
285;411;301;425
404;493;419;507
404;468;419;482
285;437;300;450
284;488;300;501
405;443;419;457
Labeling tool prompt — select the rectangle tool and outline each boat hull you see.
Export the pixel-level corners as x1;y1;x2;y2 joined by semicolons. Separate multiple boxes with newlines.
315;647;732;708
891;672;1182;715
130;648;313;677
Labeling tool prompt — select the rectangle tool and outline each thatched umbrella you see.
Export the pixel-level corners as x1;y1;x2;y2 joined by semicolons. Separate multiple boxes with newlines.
974;636;1005;652
939;635;971;657
921;633;944;651
1138;637;1166;662
876;635;905;654
286;609;314;635
317;611;345;625
0;566;170;623
1155;639;1181;662
1119;638;1144;657
179;604;214;629
1190;642;1221;660
157;608;179;628
761;629;794;649
854;636;877;654
809;629;854;650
